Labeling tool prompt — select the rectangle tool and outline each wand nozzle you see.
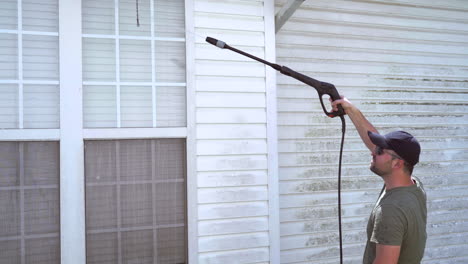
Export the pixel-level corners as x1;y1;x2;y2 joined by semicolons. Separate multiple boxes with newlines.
206;37;226;49
205;37;345;118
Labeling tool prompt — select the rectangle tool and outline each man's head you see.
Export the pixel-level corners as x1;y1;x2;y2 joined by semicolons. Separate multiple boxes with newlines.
368;131;421;176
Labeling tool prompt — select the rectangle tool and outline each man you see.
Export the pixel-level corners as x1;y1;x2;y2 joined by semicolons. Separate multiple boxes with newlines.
331;97;427;264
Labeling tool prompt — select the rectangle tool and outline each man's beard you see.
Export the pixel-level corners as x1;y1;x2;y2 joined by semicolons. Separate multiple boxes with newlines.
370;160;388;178
370;164;384;177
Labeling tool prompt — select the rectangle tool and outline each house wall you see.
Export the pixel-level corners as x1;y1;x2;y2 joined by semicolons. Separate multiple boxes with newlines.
2;0;467;263
192;0;279;263
275;0;468;263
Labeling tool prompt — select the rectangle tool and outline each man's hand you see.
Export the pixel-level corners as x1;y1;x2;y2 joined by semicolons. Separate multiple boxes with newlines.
330;96;355;114
330;95;378;151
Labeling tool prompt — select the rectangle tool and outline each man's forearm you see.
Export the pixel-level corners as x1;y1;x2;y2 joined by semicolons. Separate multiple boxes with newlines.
346;106;378;151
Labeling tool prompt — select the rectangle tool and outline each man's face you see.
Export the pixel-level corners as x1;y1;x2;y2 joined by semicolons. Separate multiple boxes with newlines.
370;146;401;177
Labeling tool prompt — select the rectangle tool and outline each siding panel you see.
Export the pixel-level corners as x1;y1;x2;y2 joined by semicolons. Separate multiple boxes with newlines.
198;217;269;236
194;0;272;261
275;0;468;263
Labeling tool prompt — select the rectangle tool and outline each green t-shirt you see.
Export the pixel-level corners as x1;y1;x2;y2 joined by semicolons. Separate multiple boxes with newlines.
363;177;427;264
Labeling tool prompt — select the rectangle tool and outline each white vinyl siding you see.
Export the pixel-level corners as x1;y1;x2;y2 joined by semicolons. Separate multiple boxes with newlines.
275;0;468;263
82;0;186;128
0;0;59;129
194;0;277;262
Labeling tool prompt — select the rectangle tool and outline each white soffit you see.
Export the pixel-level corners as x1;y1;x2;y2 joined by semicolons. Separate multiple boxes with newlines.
275;0;306;33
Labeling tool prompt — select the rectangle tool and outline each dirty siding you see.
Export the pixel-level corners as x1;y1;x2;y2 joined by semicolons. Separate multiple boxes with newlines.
194;0;273;262
275;0;468;263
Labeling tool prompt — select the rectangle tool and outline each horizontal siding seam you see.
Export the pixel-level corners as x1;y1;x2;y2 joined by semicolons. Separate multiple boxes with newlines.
276;57;468;68
198;230;269;239
198;215;268;222
286;18;468;35
279;240;366;252
198;245;269;255
345;0;468;12
198;184;269;190
194;11;265;20
297;6;468;24
200;215;270;221
280;217;372;226
199;200;269;205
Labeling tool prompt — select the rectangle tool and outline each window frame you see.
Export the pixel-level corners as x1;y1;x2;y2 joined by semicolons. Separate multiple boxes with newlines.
0;0;60;130
81;0;188;129
0;141;61;264
83;138;188;264
0;0;196;263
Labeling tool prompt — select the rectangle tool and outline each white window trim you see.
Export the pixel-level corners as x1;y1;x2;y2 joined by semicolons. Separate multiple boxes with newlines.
0;29;59;36
184;0;198;263
1;1;194;263
17;0;23;129
82;33;185;42
83;127;187;140
0;129;60;141
0;80;59;85
59;0;86;264
265;0;280;263
59;1;85;263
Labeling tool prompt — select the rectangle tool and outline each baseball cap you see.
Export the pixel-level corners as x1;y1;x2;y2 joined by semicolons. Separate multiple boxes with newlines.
368;131;421;166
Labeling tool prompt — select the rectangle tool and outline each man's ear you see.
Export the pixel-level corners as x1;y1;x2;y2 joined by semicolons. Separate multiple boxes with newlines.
392;159;404;169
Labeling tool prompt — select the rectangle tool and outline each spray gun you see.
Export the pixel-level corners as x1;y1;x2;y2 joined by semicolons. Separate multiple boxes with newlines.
206;36;347;264
205;37;345;118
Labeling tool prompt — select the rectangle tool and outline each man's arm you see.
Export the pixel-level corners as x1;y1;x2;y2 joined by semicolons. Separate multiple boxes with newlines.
373;244;401;264
331;97;378;151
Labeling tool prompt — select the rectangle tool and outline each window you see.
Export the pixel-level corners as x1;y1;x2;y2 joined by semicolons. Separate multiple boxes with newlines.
0;142;60;264
82;0;186;128
0;0;60;129
82;1;188;262
85;139;187;263
1;1;189;263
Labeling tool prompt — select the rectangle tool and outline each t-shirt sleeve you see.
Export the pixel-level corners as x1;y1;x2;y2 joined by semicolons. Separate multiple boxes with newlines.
370;204;407;246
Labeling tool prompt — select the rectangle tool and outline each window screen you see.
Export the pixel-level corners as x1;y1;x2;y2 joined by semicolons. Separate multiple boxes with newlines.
0;0;60;129
82;0;186;128
0;142;60;264
85;139;186;264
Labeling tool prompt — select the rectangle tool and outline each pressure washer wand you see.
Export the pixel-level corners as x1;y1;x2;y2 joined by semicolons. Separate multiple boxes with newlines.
206;36;345;118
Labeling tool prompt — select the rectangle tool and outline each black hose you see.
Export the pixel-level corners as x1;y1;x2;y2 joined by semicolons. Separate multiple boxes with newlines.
338;115;346;264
